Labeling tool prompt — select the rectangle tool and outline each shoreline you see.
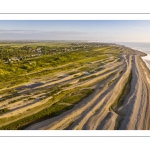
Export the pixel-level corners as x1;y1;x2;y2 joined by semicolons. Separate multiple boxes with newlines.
133;49;150;69
119;43;150;69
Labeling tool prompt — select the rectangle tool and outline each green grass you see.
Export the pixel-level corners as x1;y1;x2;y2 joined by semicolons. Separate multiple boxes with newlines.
110;72;132;130
0;108;10;115
78;75;97;82
0;88;93;130
119;71;123;74
108;79;116;86
0;91;20;102
0;47;108;89
8;98;25;104
60;88;93;104
111;72;132;111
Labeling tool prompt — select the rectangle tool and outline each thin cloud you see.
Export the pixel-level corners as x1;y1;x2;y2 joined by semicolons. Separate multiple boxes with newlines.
45;31;87;34
0;30;96;40
0;30;92;35
0;29;39;34
133;27;142;29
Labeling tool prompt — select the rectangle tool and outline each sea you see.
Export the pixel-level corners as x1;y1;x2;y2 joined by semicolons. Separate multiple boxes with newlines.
117;42;150;69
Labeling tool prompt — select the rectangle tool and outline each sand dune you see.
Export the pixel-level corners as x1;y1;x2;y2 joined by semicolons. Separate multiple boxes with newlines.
1;45;150;130
26;50;150;130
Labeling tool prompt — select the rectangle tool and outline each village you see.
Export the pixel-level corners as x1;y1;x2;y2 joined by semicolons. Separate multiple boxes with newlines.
0;42;116;64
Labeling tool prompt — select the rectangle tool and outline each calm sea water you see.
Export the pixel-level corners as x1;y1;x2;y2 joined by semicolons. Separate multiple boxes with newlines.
117;42;150;69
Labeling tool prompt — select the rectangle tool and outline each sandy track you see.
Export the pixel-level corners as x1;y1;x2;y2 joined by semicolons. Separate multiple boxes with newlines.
26;78;113;130
26;58;125;130
0;96;52;119
0;57;119;125
74;56;131;130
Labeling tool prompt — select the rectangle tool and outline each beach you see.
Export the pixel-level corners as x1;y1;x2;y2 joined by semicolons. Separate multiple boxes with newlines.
119;42;150;69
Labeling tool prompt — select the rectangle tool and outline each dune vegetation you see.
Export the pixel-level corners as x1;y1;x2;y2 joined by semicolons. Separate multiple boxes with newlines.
0;41;149;130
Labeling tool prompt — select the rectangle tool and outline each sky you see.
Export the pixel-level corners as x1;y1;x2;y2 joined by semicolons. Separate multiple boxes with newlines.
0;20;150;42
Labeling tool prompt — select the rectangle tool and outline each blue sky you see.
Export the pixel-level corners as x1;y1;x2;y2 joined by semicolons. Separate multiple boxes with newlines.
0;20;150;42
